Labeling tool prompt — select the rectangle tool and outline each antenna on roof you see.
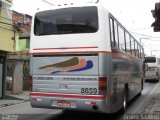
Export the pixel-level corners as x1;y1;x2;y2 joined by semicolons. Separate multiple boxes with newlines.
41;0;54;6
85;0;100;3
95;0;99;3
95;0;102;3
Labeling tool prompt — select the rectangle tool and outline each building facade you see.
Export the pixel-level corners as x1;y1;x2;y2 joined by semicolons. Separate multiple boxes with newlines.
5;11;31;95
12;10;31;52
0;0;14;99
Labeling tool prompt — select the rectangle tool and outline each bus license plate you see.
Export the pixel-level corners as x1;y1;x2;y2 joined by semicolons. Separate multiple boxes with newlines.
57;101;70;107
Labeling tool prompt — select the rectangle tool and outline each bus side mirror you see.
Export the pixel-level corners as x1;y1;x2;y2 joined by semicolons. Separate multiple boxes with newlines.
143;60;148;72
145;63;148;71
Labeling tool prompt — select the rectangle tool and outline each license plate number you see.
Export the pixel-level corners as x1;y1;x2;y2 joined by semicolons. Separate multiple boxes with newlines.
57;101;70;107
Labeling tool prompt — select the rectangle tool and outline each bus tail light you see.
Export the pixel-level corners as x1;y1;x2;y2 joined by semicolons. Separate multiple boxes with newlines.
99;77;107;95
156;72;158;76
28;75;33;91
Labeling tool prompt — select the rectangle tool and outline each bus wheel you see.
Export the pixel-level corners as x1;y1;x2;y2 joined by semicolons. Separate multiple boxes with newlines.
121;89;128;113
138;81;143;96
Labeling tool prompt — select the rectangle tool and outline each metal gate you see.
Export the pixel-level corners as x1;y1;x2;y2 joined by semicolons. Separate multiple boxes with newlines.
6;60;30;91
23;60;29;90
0;64;2;98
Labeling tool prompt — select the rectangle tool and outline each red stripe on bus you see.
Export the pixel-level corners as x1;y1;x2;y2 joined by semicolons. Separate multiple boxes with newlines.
33;46;98;50
30;92;112;99
29;51;112;55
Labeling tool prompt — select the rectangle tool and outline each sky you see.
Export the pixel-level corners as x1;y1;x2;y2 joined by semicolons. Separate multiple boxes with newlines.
11;0;160;56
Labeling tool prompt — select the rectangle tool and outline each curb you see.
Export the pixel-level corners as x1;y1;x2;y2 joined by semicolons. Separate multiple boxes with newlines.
0;99;29;108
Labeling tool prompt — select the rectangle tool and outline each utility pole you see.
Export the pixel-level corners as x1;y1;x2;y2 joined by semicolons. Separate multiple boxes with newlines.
151;50;160;56
139;37;150;47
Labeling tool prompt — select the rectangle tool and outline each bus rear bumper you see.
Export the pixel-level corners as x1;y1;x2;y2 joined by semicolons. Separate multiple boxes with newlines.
145;76;159;81
30;92;111;113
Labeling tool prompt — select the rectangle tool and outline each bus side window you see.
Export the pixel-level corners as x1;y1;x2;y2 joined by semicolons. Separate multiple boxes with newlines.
135;41;138;58
114;21;119;48
118;25;125;51
125;32;131;54
131;37;134;56
140;46;142;59
109;17;115;47
137;43;140;58
110;17;119;48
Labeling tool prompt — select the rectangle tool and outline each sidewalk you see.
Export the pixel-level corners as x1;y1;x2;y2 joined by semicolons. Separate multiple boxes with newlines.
0;91;29;108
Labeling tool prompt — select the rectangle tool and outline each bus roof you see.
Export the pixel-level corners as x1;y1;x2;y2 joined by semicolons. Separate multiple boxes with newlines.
35;2;107;15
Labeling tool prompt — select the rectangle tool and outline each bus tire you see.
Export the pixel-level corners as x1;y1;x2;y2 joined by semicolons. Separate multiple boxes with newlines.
154;79;159;83
121;88;128;113
141;79;144;90
138;80;143;96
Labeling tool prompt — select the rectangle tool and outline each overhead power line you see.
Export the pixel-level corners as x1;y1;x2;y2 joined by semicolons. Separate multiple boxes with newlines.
143;39;160;41
130;27;151;31
41;0;54;6
130;31;160;39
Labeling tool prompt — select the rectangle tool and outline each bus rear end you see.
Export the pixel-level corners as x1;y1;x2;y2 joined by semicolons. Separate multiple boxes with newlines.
145;56;160;82
29;5;111;113
30;54;109;112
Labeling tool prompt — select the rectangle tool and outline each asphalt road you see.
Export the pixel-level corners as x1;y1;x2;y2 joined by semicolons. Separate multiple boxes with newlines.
0;82;159;120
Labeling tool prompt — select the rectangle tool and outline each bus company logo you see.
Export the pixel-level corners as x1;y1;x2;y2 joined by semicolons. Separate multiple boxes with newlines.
39;57;93;74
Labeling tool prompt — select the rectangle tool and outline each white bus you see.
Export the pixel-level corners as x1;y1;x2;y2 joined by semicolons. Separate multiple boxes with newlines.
145;56;160;82
29;3;145;113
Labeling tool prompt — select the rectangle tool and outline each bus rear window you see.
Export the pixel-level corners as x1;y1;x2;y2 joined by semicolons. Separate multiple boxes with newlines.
145;57;156;63
34;6;98;35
